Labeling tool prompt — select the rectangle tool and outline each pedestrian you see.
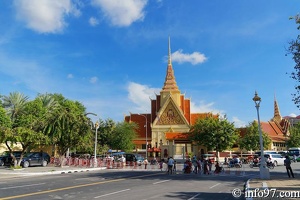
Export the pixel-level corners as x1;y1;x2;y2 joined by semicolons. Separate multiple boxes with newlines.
197;158;202;174
173;160;177;172
167;157;174;174
159;159;164;171
203;160;209;175
284;155;295;178
208;158;212;172
214;161;221;174
120;155;126;168
144;158;148;169
192;156;198;174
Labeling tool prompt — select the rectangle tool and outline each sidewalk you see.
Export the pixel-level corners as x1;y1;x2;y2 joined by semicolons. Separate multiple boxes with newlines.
0;165;107;179
0;164;164;179
246;172;300;200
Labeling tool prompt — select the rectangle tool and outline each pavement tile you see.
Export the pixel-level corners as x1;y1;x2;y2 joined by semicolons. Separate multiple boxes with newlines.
247;175;300;200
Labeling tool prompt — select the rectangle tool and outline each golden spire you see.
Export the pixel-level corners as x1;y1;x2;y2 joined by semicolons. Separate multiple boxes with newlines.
162;37;179;92
168;36;172;65
273;94;282;122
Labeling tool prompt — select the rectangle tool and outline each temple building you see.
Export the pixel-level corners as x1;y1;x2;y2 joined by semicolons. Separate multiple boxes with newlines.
124;38;292;161
124;38;218;160
260;97;290;151
237;97;290;154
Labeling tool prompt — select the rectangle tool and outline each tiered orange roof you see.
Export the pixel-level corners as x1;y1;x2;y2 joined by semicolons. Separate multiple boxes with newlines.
261;121;286;142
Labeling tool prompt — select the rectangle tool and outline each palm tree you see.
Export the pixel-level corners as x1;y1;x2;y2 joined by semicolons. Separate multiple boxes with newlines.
37;93;59;109
1;92;29;122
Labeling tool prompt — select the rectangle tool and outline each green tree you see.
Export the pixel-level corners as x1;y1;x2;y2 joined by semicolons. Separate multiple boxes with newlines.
44;95;92;166
1;92;29;122
0;106;12;150
287;14;300;108
0;92;30;166
11;99;50;166
189;116;238;161
109;121;138;152
239;121;272;152
286;122;300;148
98;118;116;149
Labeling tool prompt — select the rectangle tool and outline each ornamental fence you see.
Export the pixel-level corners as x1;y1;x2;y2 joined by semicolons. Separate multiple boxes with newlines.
49;157;162;170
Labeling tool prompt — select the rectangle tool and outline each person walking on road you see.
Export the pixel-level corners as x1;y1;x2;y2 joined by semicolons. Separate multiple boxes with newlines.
144;158;148;169
284;155;295;178
167;157;174;174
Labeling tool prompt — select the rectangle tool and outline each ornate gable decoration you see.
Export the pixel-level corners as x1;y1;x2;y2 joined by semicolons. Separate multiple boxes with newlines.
156;100;186;125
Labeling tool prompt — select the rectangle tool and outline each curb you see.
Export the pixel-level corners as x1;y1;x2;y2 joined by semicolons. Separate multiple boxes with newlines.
0;167;107;176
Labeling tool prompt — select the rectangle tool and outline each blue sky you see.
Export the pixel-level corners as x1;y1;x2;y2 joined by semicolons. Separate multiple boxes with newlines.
0;0;299;127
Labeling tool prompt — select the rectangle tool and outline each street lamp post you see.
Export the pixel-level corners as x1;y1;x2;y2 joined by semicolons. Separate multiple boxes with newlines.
139;114;148;159
94;121;99;168
253;91;270;179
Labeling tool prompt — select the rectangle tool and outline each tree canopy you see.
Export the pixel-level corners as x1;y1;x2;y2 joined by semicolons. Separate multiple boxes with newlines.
44;94;92;160
287;122;300;148
238;121;272;152
189;116;238;159
288;14;300;108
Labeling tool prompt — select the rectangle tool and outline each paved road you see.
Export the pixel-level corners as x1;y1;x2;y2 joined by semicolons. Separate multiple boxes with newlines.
0;169;248;200
0;162;298;200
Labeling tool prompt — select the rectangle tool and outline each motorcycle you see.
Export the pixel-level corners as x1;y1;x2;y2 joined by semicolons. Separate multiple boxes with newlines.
228;162;242;168
266;161;274;169
249;161;259;168
249;161;274;169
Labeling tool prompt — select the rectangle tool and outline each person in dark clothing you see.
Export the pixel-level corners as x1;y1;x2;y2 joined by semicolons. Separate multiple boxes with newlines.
284;156;295;178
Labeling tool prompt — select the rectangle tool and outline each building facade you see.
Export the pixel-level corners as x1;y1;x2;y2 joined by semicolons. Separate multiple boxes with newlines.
124;38;218;160
124;39;292;161
260;97;290;151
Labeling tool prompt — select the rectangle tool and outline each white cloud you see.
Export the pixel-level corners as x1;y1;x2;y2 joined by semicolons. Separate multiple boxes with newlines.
89;17;99;26
127;82;223;117
232;116;247;128
172;49;207;65
289;113;297;117
91;0;147;27
127;82;160;111
190;100;223;115
14;0;80;33
90;76;98;83
67;74;74;78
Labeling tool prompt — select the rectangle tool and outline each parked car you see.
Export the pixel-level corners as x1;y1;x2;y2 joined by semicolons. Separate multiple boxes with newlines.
0;151;23;166
264;153;285;166
20;152;50;168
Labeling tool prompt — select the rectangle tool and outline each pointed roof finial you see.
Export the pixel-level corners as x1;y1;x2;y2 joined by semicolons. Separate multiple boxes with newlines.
168;36;172;65
273;93;282;122
162;37;179;92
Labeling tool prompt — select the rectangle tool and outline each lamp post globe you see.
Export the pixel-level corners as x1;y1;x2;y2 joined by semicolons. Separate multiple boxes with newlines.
253;91;270;180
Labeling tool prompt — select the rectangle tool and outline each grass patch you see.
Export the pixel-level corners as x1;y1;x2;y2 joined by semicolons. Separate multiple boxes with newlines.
10;165;23;170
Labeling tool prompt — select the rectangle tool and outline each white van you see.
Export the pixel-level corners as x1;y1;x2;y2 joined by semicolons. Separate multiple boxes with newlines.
255;151;277;157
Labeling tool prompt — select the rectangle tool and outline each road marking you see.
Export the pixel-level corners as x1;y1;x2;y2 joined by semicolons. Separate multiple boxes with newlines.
0;172;163;200
0;178;125;200
94;189;130;198
152;180;170;185
187;193;201;200
75;177;105;181
0;183;46;190
209;183;221;189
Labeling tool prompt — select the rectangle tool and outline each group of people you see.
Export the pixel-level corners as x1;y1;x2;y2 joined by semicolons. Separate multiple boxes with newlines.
182;156;222;175
161;154;296;179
